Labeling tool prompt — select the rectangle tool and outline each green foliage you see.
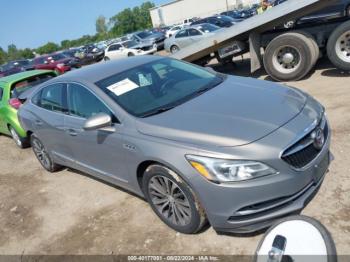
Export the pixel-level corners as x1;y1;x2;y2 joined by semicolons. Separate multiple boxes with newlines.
109;1;155;37
36;42;60;55
0;1;156;64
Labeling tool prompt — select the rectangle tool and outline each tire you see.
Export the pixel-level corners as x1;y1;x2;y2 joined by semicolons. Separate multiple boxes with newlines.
127;52;135;57
327;20;350;71
170;45;180;54
294;31;320;71
104;56;110;61
263;32;315;81
30;134;63;172
142;165;207;234
9;126;29;149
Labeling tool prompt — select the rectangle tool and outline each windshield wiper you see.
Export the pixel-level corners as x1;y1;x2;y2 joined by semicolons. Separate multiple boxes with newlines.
140;105;176;118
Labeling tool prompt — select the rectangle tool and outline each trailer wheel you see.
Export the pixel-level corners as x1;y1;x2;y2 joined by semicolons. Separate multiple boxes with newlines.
327;20;350;71
264;32;315;81
294;31;320;70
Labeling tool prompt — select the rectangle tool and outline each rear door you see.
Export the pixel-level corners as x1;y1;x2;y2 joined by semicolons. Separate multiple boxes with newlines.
0;82;8;134
30;83;69;160
174;29;192;49
188;28;204;43
106;44;125;60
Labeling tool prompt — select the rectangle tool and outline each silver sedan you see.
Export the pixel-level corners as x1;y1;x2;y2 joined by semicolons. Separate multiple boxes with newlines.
164;23;221;54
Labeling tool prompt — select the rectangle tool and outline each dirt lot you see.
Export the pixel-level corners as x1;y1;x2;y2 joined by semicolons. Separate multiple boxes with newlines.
0;56;349;256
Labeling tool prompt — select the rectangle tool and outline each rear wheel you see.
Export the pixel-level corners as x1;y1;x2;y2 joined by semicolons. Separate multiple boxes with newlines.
143;165;207;234
31;134;63;172
128;52;135;57
263;32;315;81
327;20;350;71
9;126;29;149
170;45;180;54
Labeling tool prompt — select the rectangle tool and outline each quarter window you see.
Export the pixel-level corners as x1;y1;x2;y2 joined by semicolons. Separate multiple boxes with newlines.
67;83;118;122
39;83;66;113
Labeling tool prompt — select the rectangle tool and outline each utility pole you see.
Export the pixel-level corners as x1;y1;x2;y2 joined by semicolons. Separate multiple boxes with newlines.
226;0;229;11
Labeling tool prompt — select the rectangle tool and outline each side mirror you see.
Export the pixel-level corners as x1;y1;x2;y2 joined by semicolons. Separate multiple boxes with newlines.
83;113;113;131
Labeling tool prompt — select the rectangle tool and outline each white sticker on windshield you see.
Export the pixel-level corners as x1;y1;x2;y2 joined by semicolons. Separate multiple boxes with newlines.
107;78;139;96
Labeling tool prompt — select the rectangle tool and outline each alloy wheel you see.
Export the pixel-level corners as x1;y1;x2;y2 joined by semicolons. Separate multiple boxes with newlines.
32;138;51;170
148;175;192;226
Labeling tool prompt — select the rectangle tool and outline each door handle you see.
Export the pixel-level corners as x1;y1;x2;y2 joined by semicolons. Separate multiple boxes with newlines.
66;128;78;136
35;120;43;126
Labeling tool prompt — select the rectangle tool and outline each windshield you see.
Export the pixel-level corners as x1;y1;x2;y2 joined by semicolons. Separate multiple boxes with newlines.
50;53;66;61
217;15;234;22
11;73;56;98
14;60;30;66
136;31;153;39
123;40;138;48
96;58;224;117
196;23;220;33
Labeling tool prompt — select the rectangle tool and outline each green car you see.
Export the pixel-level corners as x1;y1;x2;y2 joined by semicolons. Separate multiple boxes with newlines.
0;70;57;148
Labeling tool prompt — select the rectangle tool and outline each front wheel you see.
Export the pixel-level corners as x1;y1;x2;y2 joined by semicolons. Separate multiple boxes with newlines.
143;165;207;234
104;56;110;61
170;45;180;54
9;126;29;149
31;134;63;172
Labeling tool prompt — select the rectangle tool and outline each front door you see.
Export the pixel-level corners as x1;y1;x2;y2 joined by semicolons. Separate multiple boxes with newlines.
64;83;129;185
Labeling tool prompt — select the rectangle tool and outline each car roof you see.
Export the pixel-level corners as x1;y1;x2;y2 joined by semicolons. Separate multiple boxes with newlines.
0;70;54;85
49;55;164;84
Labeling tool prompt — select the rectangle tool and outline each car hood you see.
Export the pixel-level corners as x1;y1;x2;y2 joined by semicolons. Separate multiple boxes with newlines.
136;76;307;147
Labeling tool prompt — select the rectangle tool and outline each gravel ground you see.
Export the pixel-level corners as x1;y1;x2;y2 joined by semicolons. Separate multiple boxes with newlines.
0;55;349;256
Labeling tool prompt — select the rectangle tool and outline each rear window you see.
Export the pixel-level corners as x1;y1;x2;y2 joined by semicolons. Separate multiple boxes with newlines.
11;73;56;98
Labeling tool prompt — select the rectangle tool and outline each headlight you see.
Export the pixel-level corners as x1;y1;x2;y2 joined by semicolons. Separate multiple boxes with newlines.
186;155;277;183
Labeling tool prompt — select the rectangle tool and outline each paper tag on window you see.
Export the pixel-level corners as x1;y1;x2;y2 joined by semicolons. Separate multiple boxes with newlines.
107;78;139;96
138;73;152;87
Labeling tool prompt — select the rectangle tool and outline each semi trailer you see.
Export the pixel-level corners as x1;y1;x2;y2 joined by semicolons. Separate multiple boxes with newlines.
171;0;350;81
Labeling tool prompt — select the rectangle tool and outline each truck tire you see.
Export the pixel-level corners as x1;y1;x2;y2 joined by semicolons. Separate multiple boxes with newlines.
263;32;315;81
294;31;320;70
327;20;350;71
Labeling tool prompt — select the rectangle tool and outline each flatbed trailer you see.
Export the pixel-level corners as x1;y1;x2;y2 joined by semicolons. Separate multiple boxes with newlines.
171;0;350;81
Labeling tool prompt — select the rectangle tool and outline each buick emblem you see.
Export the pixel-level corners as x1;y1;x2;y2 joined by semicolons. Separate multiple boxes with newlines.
311;128;325;150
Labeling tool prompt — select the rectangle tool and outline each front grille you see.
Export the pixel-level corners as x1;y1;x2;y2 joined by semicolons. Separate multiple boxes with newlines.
282;117;329;169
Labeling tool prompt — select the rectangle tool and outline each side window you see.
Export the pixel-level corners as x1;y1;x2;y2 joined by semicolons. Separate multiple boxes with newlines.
175;29;189;38
67;83;118;122
39;83;66;113
108;44;120;52
189;29;202;36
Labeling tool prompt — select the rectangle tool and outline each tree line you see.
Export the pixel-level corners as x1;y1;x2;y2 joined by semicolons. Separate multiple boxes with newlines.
0;1;155;65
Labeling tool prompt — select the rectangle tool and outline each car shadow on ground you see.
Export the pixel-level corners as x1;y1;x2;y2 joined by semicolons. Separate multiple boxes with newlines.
66;167;147;202
209;56;349;81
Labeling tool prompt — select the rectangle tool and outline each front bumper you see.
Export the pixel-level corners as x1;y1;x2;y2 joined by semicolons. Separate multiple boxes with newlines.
186;99;331;234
